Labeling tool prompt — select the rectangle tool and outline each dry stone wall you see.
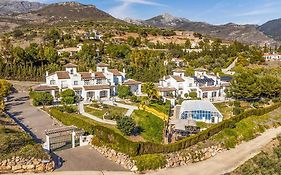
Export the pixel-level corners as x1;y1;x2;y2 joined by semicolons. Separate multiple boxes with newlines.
0;156;54;174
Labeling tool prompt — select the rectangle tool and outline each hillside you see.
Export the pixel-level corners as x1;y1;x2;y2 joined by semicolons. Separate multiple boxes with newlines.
127;13;278;46
0;0;46;15
258;18;281;41
0;1;116;34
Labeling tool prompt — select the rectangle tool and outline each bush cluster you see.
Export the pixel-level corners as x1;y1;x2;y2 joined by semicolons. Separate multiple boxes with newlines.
30;91;53;106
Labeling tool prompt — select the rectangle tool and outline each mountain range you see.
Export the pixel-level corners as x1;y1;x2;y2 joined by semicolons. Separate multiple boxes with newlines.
125;13;280;46
0;1;281;46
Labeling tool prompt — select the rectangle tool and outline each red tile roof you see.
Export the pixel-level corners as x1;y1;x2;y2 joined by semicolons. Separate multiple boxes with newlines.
157;87;177;92
95;72;106;79
171;75;185;82
83;85;110;90
123;79;141;85
33;85;58;91
200;86;222;91
64;63;78;68
97;63;109;67
109;69;122;76
56;71;70;79
80;72;92;80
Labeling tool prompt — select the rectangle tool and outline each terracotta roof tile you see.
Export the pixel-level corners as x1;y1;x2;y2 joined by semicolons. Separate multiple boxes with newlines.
157;87;177;92
171;75;185;82
123;79;141;85
95;72;106;79
83;85;110;90
33;85;58;91
108;69;122;76
56;71;70;79
97;63;109;67
80;72;92;80
200;86;222;91
64;63;78;68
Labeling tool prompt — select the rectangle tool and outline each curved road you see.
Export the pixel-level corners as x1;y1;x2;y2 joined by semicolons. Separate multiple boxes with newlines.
152;126;281;175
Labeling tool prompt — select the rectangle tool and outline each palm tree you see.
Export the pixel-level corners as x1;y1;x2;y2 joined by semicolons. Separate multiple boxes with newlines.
142;82;158;100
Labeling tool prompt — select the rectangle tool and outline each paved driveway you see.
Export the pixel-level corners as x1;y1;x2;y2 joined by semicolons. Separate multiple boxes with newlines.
5;92;126;172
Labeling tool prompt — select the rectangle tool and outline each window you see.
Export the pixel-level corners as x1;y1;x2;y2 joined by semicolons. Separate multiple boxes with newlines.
84;80;90;85
70;69;74;74
50;80;56;85
203;92;208;98
189;83;192;87
74;81;78;85
212;91;217;97
96;79;102;85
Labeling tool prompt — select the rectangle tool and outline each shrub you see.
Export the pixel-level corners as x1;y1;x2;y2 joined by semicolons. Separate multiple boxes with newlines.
233;107;244;115
134;154;167;171
60;89;75;98
61;96;75;104
117;116;136;136
117;85;131;98
32;92;53;106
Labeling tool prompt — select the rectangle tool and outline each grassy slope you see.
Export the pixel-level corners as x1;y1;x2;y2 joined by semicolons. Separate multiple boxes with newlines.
132;110;164;144
211;107;281;149
84;104;128;118
0;114;48;160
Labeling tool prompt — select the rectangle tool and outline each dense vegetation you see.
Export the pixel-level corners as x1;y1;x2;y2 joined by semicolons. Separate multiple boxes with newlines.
0;21;266;82
228;68;281;100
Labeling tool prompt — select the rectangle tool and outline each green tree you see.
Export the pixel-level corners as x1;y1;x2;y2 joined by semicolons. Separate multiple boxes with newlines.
32;92;53;106
60;89;76;104
142;82;158;100
117;116;136;136
118;85;131;98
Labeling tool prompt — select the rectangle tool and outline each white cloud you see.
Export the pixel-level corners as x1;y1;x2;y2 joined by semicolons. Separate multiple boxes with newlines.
108;0;165;19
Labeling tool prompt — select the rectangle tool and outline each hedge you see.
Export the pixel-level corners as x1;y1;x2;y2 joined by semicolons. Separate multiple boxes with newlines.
134;154;167;171
48;103;281;156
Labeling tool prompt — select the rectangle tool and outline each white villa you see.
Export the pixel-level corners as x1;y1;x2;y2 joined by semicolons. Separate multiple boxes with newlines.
263;53;281;61
33;63;142;101
158;68;229;102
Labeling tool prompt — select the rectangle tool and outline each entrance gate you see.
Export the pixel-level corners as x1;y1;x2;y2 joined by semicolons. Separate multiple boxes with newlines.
44;126;85;152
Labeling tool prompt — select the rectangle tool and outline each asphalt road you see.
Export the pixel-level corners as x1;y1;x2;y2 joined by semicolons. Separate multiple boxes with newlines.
5;92;126;172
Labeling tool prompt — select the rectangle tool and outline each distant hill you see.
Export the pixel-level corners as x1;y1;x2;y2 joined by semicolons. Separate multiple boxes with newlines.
28;2;114;21
126;13;278;46
0;1;116;34
258;18;281;41
0;0;46;15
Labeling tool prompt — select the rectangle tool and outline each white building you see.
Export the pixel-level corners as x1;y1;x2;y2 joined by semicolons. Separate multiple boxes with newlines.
158;68;228;102
57;44;83;57
263;53;281;61
33;63;142;101
177;100;223;123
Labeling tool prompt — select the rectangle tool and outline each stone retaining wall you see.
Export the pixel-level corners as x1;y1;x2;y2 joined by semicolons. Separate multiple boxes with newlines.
92;145;137;171
92;143;225;171
165;144;225;168
0;156;55;174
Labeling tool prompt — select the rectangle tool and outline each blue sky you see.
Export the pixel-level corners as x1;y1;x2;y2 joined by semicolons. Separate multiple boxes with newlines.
28;0;281;25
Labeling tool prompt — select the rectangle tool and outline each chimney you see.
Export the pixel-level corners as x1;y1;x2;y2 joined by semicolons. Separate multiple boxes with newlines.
46;71;49;77
123;68;126;74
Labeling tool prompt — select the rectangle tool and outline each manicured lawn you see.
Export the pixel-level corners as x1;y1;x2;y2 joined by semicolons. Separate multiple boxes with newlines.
149;102;170;115
84;104;128;118
132;110;164;144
